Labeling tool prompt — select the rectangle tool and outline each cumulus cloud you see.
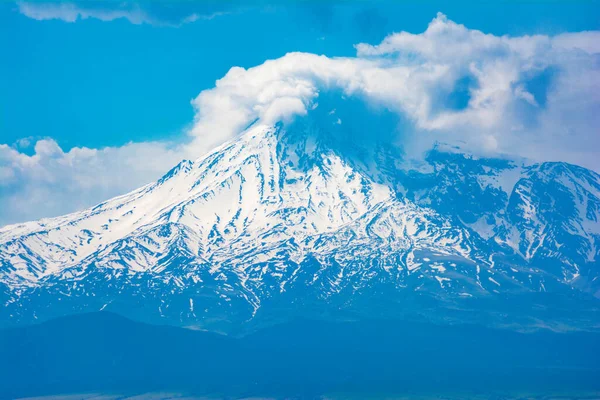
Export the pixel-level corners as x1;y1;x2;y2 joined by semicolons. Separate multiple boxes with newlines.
16;1;230;26
189;13;600;167
0;140;188;225
2;13;599;226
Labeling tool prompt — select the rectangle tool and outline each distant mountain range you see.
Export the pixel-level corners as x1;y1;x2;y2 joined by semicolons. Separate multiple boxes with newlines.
1;99;599;334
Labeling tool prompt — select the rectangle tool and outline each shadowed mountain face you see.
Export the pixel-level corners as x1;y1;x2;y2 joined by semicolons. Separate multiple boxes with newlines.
0;312;599;399
0;97;599;334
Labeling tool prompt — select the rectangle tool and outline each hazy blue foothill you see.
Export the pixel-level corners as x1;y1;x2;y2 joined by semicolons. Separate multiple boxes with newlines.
0;312;599;399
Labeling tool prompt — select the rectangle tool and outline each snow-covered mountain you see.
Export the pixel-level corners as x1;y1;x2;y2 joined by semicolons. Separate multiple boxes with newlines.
1;105;599;333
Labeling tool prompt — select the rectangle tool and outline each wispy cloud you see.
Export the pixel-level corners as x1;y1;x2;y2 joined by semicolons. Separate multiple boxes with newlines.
16;1;231;26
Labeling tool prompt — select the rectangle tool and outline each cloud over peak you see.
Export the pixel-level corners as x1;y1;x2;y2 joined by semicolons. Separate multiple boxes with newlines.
188;14;599;162
2;13;599;225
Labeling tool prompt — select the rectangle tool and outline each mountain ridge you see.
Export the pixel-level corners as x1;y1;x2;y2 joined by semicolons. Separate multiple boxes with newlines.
1;111;599;333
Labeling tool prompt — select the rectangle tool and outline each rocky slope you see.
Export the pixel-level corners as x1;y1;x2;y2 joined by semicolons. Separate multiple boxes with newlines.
1;111;599;333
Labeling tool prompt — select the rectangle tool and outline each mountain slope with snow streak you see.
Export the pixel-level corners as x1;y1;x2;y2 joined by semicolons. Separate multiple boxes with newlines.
1;121;599;333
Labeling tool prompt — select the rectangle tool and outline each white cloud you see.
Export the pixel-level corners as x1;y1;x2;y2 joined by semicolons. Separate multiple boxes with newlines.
552;31;600;54
0;140;187;225
18;2;144;24
2;13;599;226
16;1;228;26
188;12;600;167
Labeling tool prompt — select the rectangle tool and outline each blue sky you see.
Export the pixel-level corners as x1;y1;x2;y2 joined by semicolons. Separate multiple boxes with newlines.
2;1;598;151
0;1;599;225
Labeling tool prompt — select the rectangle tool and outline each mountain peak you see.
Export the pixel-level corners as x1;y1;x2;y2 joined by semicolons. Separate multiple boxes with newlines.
158;159;194;184
0;121;599;333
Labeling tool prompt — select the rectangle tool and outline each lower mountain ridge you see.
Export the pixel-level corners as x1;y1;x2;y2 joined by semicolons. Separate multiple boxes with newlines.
1;104;599;333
